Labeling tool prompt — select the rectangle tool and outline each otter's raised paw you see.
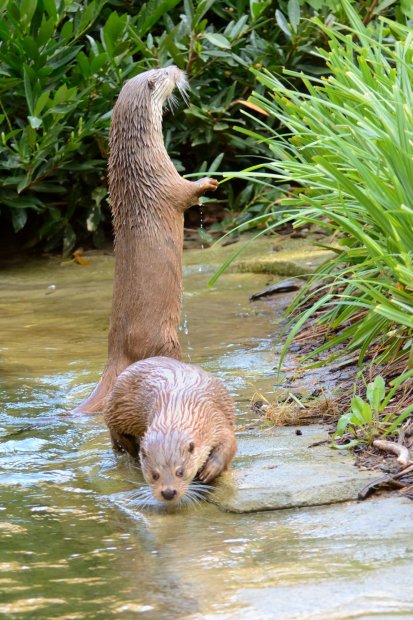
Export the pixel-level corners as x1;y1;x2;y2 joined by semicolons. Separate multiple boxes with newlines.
196;177;218;196
199;453;225;483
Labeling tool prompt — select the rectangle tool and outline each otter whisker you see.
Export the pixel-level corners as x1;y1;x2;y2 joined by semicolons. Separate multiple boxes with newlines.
187;490;210;501
177;76;190;105
130;488;153;503
185;488;208;503
167;93;179;113
134;492;154;509
190;482;214;491
181;493;201;507
189;485;213;496
188;492;208;502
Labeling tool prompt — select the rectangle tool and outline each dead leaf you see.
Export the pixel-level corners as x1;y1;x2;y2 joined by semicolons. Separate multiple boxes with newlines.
235;100;269;116
73;249;90;266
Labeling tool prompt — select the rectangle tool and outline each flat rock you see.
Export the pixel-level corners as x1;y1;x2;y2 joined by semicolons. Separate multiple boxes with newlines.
211;425;379;513
183;235;333;277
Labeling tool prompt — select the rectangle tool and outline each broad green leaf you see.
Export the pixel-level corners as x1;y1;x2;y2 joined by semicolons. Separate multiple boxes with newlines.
275;10;291;38
250;0;271;19
351;396;372;425
288;0;300;32
20;0;37;26
366;376;385;413
11;208;28;232
28;116;42;129
336;412;353;435
203;32;231;49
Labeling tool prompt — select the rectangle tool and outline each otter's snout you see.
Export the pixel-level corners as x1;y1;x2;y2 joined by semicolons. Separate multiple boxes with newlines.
161;488;177;501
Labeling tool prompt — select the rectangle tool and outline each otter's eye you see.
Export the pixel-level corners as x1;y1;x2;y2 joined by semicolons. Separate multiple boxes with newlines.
176;469;184;478
152;472;160;481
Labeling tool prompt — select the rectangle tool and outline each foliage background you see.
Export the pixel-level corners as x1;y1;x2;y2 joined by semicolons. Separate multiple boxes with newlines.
213;1;413;439
1;0;401;254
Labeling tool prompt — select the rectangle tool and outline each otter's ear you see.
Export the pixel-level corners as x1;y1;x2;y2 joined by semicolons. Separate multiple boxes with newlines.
140;446;147;458
188;442;195;453
147;78;155;91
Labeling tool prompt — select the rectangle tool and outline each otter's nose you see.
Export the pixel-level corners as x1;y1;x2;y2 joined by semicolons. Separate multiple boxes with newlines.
161;488;177;501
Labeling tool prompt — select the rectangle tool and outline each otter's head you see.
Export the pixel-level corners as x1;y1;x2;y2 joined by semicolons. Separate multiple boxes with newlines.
140;429;200;504
125;65;189;113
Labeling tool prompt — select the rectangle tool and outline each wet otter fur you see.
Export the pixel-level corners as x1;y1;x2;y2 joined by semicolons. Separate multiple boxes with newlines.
75;67;218;413
104;357;237;505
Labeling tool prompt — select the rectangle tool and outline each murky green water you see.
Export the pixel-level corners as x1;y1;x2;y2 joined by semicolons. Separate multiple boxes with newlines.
1;254;413;619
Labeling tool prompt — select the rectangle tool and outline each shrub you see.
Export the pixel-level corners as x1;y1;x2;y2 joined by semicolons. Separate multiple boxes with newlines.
0;0;345;253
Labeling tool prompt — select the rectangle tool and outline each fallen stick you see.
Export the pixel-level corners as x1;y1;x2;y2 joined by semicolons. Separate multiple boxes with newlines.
249;280;300;302
372;439;411;468
358;462;413;500
358;476;407;501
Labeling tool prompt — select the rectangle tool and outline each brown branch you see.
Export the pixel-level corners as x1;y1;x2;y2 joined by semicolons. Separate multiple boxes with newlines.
363;0;379;26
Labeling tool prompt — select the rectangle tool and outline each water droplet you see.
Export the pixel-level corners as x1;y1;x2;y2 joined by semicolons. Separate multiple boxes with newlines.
199;205;204;272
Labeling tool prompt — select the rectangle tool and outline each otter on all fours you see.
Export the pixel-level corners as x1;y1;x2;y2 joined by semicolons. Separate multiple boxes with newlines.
104;357;237;506
74;66;218;414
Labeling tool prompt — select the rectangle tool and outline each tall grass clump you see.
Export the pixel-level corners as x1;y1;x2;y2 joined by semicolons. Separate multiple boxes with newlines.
221;2;413;429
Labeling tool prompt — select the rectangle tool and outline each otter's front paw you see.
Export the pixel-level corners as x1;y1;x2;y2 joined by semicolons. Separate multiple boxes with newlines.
196;177;218;197
199;453;225;483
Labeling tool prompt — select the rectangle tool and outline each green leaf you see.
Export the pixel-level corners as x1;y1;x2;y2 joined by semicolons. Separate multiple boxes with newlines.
135;0;182;37
250;0;271;20
385;402;413;435
28;116;42;129
288;0;300;32
351;395;372;425
194;0;216;23
11;208;28;232
43;0;57;20
203;32;231;49
33;91;50;117
275;10;291;38
376;0;397;12
366;376;385;413
331;439;360;450
336;412;353;435
20;0;37;26
23;66;34;116
208;152;224;172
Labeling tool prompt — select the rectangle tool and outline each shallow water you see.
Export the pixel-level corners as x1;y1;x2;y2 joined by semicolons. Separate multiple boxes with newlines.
1;254;412;619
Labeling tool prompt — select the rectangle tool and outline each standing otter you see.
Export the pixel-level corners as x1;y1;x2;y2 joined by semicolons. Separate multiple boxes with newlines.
74;67;217;413
104;357;237;505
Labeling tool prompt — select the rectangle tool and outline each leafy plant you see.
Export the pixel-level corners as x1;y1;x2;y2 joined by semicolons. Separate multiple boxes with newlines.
215;2;413;384
0;0;144;251
0;0;355;252
334;372;413;446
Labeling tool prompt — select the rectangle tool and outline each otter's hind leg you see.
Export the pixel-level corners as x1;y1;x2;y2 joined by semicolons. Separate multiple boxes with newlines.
199;432;237;483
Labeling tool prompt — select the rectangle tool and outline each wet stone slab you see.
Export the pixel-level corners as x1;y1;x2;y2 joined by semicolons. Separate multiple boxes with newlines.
211;425;380;513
